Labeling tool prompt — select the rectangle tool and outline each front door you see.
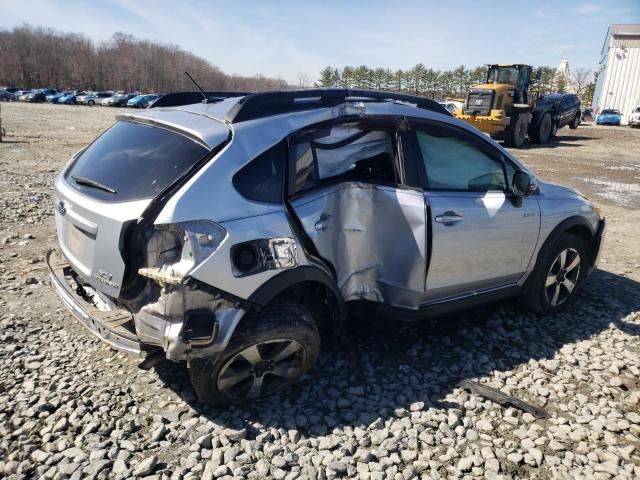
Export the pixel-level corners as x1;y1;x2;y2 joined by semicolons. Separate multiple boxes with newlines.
406;119;541;303
288;118;428;309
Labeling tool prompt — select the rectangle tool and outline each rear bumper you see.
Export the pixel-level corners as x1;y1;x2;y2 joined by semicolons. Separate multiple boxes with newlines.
46;248;141;355
47;248;244;361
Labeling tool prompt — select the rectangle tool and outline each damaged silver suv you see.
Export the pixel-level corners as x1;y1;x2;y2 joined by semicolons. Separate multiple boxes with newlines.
47;89;605;405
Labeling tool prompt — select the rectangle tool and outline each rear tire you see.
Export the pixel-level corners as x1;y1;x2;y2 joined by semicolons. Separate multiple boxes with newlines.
570;113;580;129
189;303;320;406
530;112;552;144
88;100;95;106
504;112;528;148
519;233;588;315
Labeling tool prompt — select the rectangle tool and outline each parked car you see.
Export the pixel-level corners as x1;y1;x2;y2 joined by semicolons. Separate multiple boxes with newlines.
532;93;581;139
438;100;465;114
596;109;622;126
47;89;605;405
101;93;138;107
48;91;73;104
77;91;113;106
126;94;160;108
0;89;17;101
16;90;32;100
30;88;58;102
147;94;163;108
58;91;86;105
18;90;34;102
628;106;640;128
2;87;22;95
581;107;594;122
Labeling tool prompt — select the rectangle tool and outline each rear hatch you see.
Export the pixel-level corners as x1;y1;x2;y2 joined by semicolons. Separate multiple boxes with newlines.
54;114;230;299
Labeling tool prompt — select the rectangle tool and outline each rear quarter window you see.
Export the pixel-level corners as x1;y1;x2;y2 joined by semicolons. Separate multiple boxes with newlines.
233;143;285;203
66;121;209;202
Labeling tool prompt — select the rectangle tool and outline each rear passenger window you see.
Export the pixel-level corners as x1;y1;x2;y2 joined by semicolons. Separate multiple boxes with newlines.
233;142;285;203
291;123;397;193
415;128;506;192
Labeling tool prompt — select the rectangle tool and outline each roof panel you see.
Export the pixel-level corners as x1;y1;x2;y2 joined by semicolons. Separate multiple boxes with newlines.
611;24;640;36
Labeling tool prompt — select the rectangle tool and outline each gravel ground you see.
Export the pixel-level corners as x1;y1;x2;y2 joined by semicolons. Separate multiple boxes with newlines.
0;103;639;479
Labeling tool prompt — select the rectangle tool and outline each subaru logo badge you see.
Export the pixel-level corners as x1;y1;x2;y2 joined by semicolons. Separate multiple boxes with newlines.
58;201;66;216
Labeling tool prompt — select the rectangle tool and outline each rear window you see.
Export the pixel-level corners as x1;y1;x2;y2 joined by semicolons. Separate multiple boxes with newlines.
601;110;620;115
66;121;208;202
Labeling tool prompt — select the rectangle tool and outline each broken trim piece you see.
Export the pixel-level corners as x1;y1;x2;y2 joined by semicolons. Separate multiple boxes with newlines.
459;379;547;419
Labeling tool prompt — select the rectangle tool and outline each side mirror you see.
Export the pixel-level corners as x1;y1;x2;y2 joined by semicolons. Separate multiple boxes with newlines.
512;170;537;197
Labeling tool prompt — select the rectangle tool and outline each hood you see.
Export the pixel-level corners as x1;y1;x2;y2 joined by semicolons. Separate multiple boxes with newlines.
537;179;588;201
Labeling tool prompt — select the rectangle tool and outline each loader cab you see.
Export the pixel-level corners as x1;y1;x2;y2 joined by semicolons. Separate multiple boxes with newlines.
486;64;533;104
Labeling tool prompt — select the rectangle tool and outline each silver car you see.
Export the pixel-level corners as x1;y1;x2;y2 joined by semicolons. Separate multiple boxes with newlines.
47;89;605;405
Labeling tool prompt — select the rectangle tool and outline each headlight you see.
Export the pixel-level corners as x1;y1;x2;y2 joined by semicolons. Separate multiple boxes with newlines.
139;221;226;285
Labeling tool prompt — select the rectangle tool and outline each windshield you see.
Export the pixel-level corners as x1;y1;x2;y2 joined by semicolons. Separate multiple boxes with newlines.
487;66;519;85
601;110;620;115
66;121;209;202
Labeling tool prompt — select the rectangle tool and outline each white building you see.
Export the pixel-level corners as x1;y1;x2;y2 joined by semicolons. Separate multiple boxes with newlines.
592;24;640;125
554;57;575;93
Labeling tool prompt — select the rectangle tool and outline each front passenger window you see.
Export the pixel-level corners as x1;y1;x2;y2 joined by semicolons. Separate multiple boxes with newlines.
415;130;506;191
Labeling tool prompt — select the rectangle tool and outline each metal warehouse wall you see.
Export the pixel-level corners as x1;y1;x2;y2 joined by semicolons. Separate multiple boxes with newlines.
595;35;640;125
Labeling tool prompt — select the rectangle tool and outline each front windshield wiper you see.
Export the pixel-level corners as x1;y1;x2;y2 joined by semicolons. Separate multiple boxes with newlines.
71;175;117;194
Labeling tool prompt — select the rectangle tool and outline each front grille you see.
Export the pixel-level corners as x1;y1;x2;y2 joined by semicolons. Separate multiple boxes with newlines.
464;90;494;115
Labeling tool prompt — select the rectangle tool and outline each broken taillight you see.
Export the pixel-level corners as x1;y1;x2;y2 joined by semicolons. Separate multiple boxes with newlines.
138;221;226;285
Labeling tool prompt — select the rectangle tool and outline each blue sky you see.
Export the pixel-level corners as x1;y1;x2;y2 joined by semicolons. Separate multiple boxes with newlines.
2;0;639;83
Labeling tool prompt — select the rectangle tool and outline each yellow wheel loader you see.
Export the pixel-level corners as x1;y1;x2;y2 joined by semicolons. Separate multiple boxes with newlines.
454;64;547;148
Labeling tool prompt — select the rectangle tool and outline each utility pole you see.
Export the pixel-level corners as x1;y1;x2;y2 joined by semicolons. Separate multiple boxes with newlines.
0;103;3;142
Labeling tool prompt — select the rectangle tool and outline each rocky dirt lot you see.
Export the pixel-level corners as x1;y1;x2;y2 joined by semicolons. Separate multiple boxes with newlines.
0;102;639;480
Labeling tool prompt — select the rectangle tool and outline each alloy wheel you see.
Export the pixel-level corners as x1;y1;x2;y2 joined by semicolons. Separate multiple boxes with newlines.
545;248;581;306
216;339;306;400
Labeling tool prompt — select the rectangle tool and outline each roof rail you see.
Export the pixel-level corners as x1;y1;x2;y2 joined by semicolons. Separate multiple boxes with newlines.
224;88;451;123
150;91;249;109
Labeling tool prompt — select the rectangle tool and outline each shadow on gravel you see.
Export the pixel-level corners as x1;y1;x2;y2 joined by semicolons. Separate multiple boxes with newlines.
153;268;640;434
516;135;601;150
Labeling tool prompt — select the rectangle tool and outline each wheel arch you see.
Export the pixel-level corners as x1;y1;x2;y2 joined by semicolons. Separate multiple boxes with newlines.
248;266;347;329
530;105;554;129
532;216;597;275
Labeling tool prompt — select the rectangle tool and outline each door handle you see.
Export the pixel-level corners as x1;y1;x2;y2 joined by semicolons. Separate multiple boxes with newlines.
314;213;331;231
435;213;463;225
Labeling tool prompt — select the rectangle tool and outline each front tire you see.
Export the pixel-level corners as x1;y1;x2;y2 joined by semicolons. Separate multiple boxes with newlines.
520;233;588;315
189;304;320;406
530;112;552;144
504;112;528;148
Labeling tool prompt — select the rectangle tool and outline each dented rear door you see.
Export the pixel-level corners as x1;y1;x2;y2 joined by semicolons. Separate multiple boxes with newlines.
287;119;428;309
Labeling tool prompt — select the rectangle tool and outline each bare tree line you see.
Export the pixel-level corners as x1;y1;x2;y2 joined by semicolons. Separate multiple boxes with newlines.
0;25;289;92
317;65;594;101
